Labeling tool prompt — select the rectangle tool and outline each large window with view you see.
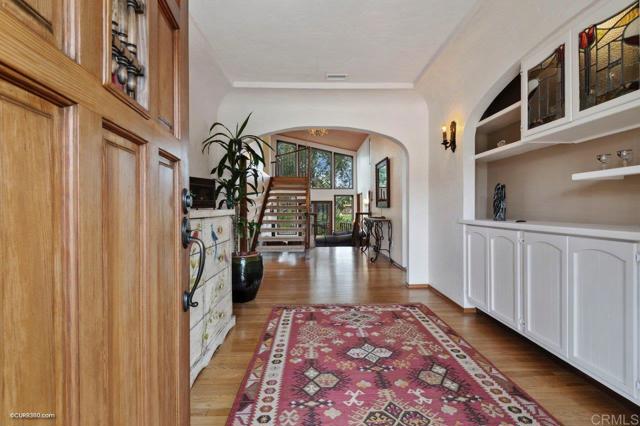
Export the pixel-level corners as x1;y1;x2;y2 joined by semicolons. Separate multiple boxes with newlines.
311;148;333;189
334;153;353;189
334;195;354;233
276;141;298;177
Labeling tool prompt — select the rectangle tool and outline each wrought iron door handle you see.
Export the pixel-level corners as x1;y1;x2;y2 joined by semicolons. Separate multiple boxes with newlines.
182;217;206;311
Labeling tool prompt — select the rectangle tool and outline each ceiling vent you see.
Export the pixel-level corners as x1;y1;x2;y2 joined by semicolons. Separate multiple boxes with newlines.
325;73;349;81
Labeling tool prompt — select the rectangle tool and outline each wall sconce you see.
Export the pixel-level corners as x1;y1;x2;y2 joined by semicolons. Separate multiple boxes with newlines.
441;121;457;152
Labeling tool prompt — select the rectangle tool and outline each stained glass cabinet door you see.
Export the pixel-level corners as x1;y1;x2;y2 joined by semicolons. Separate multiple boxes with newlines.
572;0;640;119
521;33;572;137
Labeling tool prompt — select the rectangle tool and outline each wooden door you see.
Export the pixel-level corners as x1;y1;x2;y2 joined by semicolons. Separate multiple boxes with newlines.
0;1;191;426
523;232;568;356
487;228;520;329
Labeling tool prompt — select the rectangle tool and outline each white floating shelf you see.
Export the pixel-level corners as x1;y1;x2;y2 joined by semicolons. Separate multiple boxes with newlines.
476;101;521;133
572;165;640;181
475;140;550;162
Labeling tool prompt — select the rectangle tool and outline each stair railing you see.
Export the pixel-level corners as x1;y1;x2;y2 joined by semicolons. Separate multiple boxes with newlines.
250;178;273;252
270;146;312;249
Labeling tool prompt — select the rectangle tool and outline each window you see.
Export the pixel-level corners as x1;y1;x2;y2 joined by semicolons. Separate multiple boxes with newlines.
578;1;639;111
276;141;298;177
298;145;308;177
527;45;565;129
334;195;354;233
334;153;353;189
311;201;332;236
311;148;332;189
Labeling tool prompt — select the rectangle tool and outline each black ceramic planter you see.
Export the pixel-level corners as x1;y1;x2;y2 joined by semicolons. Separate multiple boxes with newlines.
231;252;264;303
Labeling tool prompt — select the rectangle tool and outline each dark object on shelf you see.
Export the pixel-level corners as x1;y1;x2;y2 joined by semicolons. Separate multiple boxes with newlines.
441;121;457;152
515;219;527;223
232;252;264;303
480;74;521;120
362;217;392;263
189;176;215;209
493;183;506;221
375;157;390;208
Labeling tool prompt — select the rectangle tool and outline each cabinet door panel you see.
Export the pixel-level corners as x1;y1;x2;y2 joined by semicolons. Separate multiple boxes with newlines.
488;229;520;328
569;237;636;396
523;233;567;355
465;227;488;309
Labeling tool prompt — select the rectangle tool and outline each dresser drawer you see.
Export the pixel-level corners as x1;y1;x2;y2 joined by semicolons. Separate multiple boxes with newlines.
204;292;233;347
203;216;232;245
203;240;231;282
203;268;230;315
189;283;205;329
190;320;204;367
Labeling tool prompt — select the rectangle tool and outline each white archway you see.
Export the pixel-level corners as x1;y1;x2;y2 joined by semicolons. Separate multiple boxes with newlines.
265;126;409;267
217;89;430;285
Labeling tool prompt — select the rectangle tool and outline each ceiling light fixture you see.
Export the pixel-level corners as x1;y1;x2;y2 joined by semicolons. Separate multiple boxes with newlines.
308;128;329;137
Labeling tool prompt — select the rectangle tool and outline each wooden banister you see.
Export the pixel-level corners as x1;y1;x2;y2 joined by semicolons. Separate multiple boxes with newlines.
251;178;273;252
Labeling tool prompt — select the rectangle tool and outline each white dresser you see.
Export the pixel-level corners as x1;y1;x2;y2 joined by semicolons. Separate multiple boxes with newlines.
189;209;235;386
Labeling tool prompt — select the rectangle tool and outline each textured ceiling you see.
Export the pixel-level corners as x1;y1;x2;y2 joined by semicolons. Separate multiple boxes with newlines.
277;130;369;152
190;0;478;88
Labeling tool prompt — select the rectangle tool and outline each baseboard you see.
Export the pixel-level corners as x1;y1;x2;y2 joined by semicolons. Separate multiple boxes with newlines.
406;284;477;314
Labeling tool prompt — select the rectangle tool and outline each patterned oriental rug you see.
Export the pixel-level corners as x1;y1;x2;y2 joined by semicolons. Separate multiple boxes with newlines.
226;304;559;426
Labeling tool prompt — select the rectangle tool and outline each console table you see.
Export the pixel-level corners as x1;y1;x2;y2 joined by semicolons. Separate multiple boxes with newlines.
362;217;392;262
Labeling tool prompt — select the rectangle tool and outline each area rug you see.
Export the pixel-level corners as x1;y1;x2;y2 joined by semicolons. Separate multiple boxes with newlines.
227;304;559;426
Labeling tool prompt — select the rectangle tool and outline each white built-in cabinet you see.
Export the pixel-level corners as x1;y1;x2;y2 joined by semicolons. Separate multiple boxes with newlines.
487;228;520;330
464;224;639;404
568;237;637;399
465;228;488;309
522;232;568;357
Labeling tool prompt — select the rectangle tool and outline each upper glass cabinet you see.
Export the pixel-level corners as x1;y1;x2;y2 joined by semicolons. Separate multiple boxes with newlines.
527;44;566;130
521;33;572;136
578;1;639;112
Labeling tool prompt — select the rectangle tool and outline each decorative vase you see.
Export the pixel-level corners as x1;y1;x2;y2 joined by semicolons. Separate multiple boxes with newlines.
231;252;264;303
493;183;506;221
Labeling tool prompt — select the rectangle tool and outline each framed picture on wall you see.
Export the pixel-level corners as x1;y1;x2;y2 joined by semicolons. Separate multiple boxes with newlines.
375;157;390;208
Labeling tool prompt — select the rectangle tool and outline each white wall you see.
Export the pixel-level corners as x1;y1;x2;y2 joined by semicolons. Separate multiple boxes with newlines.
218;89;428;284
188;14;232;178
356;135;407;267
416;0;595;306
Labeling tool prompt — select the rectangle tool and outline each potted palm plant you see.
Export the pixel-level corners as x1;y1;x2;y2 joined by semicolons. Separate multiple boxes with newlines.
202;113;270;303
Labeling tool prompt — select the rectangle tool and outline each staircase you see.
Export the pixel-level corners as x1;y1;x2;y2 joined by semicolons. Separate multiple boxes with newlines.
254;176;310;253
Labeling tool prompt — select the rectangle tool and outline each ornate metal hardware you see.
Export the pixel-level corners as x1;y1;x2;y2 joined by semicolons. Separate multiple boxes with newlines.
182;188;193;214
182;217;206;311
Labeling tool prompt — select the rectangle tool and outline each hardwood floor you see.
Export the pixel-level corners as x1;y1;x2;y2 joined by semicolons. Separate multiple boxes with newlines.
190;247;639;425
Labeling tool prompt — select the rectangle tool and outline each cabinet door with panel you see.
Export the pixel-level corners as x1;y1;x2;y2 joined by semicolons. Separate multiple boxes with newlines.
465;226;489;309
523;232;568;356
487;228;521;329
568;236;637;398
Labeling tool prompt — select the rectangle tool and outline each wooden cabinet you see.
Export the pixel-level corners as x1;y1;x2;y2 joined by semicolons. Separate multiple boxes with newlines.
487;228;520;330
568;236;637;398
465;226;488;309
523;232;568;356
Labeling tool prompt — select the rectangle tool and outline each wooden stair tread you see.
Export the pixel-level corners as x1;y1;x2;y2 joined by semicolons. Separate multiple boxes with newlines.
257;245;306;252
259;235;305;241
262;219;306;224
